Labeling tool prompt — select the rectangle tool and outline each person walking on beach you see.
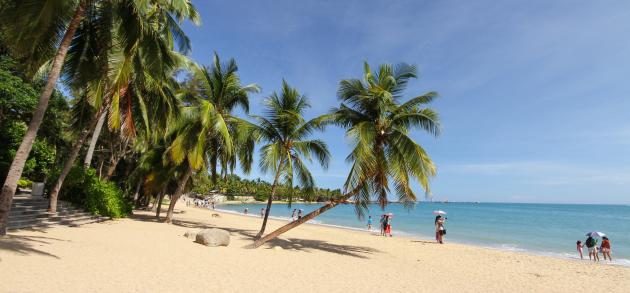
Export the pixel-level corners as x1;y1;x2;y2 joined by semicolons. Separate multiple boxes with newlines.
260;208;265;218
585;236;599;261
384;215;392;237
291;209;297;221
298;209;303;219
367;216;373;230
576;240;584;259
244;208;248;215
380;215;386;236
211;202;215;210
600;237;612;261
435;215;446;244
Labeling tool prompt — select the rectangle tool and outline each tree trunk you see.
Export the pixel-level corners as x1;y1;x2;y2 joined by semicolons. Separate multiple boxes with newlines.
0;1;86;236
252;184;364;248
83;108;107;168
155;191;165;220
253;201;339;248
105;157;120;179
47;128;90;212
255;160;284;239
132;179;142;205
164;166;193;223
48;107;104;213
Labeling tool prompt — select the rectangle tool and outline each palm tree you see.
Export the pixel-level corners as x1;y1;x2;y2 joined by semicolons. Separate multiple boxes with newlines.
0;0;88;235
162;97;233;223
242;80;330;239
46;0;200;213
252;62;440;247
180;52;260;183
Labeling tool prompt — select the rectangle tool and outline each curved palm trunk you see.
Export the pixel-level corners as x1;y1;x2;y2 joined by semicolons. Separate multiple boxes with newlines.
0;3;87;233
254;201;339;248
164;166;193;223
83;108;107;168
255;160;284;239
132;179;143;205
252;184;364;248
48;107;104;213
155;190;165;220
47;128;90;212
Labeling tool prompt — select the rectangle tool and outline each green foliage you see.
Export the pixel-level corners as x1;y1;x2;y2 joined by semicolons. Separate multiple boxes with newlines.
0;54;70;181
17;178;33;189
47;167;131;218
191;173;342;202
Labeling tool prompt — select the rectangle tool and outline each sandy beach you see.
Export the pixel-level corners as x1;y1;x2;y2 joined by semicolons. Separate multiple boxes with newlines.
1;201;628;293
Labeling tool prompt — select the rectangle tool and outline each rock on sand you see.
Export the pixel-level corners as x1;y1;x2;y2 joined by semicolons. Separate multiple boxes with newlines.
195;228;230;247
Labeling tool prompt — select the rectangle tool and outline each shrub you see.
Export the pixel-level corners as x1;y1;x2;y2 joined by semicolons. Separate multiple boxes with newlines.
17;178;33;188
47;167;131;218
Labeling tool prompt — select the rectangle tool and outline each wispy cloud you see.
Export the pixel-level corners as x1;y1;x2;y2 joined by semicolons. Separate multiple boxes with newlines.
443;161;630;186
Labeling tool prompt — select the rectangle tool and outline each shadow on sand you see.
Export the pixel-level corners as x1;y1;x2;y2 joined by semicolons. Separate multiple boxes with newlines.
130;211;381;259
0;233;64;259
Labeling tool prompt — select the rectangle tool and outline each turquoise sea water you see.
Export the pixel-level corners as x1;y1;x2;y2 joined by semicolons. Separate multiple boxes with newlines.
216;202;630;266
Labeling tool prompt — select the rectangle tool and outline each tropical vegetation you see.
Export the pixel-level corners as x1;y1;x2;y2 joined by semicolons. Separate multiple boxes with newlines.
0;0;440;246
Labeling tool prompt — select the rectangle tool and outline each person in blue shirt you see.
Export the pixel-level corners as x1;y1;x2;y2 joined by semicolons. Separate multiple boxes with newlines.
367;216;373;230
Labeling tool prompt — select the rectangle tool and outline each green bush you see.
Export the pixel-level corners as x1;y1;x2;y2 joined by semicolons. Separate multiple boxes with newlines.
47;167;131;218
17;178;32;188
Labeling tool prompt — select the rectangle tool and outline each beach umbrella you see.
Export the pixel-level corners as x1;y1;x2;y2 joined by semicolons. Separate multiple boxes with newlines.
432;210;447;215
586;231;606;237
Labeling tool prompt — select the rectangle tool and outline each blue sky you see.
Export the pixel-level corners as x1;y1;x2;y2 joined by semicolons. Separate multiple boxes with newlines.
181;0;630;204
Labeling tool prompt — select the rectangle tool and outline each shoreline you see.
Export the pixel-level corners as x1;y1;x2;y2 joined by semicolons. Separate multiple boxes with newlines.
2;201;629;292
212;205;630;267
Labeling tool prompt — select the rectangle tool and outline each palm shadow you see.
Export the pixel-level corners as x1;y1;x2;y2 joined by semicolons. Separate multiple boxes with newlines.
0;234;63;259
129;212;380;258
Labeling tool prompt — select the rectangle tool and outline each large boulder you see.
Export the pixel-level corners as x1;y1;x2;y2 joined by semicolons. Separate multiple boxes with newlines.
195;228;230;247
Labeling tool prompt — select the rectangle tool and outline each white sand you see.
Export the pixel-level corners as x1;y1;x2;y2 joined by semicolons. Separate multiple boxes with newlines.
1;202;629;292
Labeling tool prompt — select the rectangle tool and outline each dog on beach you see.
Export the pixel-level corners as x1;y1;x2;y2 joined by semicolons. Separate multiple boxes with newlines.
211;213;221;218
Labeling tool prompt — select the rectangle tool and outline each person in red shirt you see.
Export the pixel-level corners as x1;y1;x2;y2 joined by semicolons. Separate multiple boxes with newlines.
600;237;612;261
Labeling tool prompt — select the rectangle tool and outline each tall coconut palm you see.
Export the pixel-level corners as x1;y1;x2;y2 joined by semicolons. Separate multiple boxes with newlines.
0;0;88;235
180;52;260;183
253;63;439;247
0;0;200;234
162;98;233;223
242;80;330;239
46;0;199;213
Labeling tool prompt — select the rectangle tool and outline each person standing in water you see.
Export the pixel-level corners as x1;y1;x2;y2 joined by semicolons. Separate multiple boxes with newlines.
291;209;297;221
435;215;446;244
585;236;599;261
297;209;303;219
386;215;393;237
600;237;612;261
379;215;386;236
367;216;373;230
260;208;265;218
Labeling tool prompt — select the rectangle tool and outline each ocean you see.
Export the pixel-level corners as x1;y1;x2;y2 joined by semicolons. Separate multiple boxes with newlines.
215;202;630;266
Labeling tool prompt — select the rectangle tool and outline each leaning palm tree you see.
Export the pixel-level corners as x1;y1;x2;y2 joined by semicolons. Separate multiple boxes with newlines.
253;63;439;247
242;80;330;239
0;0;88;235
46;0;200;213
0;0;200;234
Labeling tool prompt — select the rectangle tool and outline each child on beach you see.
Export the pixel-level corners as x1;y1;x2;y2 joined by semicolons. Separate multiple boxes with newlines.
260;208;265;218
600;237;612;261
367;216;373;230
576;240;584;259
379;215;386;236
298;209;303;219
291;209;297;221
